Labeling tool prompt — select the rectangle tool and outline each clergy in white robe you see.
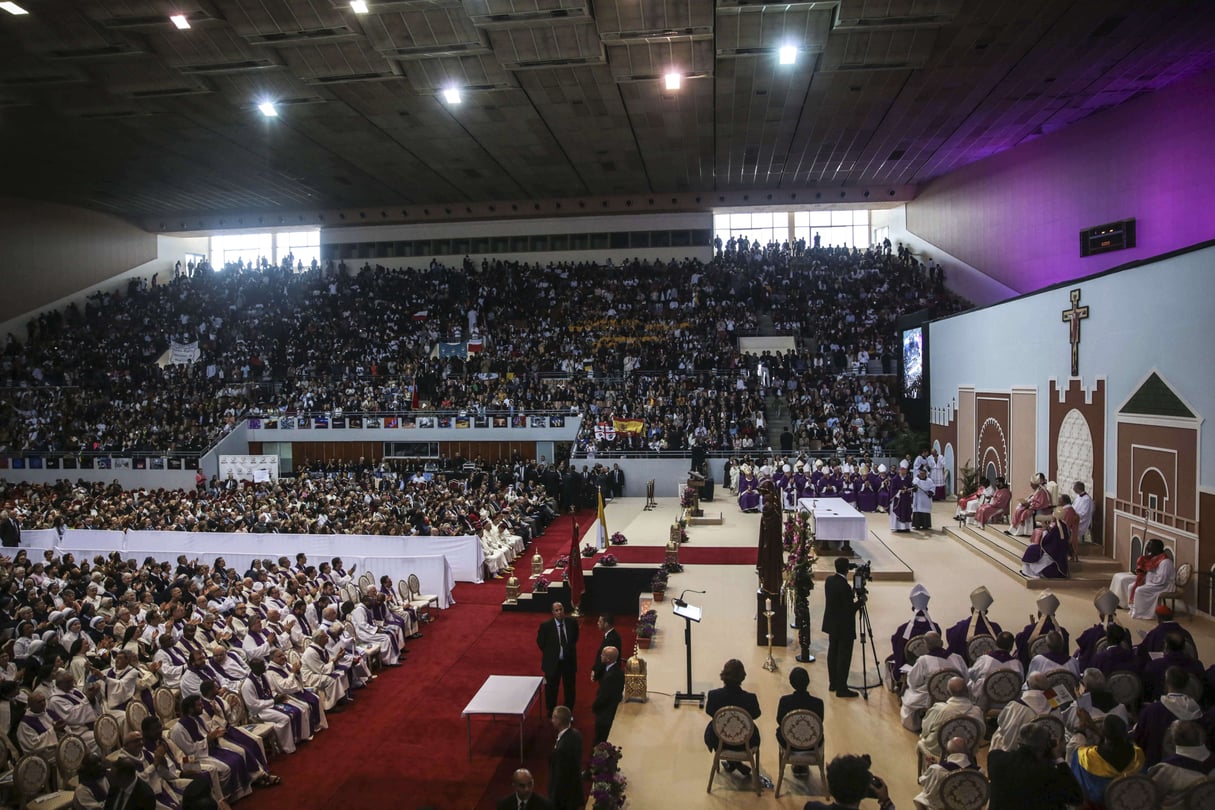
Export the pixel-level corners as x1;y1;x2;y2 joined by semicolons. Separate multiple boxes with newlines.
266;648;326;738
967;633;1024;708
169;695;250;801
989;673;1053;752
350;599;401;666
240;617;280;661
900;633;966;731
911;468;936;530
48;672;100;754
300;631;348;710
16;693;59;754
103;650;157;712
238;660;297;754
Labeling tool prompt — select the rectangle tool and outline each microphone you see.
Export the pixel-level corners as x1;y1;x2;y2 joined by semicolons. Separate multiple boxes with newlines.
675;589;706;608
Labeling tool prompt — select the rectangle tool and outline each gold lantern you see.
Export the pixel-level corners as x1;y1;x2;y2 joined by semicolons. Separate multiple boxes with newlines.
505;574;520;603
531;552;543;578
624;643;648;703
665;535;680;566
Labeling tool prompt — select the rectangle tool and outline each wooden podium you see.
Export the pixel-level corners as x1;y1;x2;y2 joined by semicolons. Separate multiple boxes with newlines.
686;475;704;517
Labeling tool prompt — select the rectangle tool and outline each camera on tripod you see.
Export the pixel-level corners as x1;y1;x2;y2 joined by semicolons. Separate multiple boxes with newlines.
847;560;872;597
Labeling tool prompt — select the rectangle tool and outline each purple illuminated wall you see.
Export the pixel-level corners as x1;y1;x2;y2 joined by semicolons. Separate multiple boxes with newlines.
906;67;1215;295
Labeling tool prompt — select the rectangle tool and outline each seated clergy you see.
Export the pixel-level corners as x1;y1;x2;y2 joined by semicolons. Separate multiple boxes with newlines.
955;477;993;521
1015;591;1070;666
990;673;1054;752
917;676;985;763
1134;666;1204;766
968;632;1024;709
1147;721;1215;810
914;736;983;810
1110;538;1174;619
888;584;941;674
1073;589;1123;673
900;632;966;732
1092;625;1140;677
946;586;1003;665
1021;514;1071;579
1026;631;1081;680
1008;474;1050;537
974;477;1011;528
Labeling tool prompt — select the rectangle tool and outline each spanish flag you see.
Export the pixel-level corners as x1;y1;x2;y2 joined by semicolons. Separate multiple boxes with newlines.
613;418;644;435
597;489;609;550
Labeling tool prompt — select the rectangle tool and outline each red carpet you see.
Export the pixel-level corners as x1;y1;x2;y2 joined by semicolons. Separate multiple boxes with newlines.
243;510;634;810
599;544;757;566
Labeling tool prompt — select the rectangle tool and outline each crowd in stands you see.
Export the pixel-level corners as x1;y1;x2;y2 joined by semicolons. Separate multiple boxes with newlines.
880;583;1215;809
1;242;965;463
0;528;462;808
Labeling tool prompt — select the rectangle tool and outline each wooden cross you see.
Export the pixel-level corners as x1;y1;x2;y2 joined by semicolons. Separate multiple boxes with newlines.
1061;288;1089;376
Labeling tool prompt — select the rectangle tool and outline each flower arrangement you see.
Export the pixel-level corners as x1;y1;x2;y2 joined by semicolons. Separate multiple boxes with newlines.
664;560;684;574
581;542;597;558
680;486;697;508
782;510;817;593
651;568;669;592
589;742;627;810
553;554;570;569
636;611;658;646
600;553;618;567
610;531;628;546
533;576;550;593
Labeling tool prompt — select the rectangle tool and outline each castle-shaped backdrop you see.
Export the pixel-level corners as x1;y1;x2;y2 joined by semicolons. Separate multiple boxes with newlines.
928;243;1215;611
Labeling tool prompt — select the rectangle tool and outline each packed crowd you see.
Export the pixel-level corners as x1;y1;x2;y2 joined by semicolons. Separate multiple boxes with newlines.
1;243;965;461
883;584;1215;809
0;533;454;809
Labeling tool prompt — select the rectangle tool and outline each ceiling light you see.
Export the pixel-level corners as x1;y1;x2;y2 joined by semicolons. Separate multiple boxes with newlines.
258;101;278;117
0;2;29;15
665;72;681;90
779;45;797;65
169;14;190;29
442;87;461;104
350;0;369;13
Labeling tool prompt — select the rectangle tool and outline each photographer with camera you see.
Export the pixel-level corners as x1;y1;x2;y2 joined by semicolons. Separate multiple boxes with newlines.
823;557;864;698
804;754;896;810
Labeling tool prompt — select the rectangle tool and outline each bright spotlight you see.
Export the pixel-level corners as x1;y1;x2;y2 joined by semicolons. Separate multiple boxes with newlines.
169;14;190;29
258;101;279;118
443;87;462;104
664;72;681;91
779;45;797;65
0;2;29;14
350;0;369;13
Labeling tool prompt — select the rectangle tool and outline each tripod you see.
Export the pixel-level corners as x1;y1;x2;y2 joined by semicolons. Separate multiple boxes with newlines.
848;594;883;700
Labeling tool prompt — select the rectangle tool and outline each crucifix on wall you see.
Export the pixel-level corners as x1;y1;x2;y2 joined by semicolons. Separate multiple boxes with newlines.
1062;288;1090;376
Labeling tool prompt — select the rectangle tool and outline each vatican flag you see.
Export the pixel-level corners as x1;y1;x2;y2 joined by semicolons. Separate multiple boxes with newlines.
597;489;608;550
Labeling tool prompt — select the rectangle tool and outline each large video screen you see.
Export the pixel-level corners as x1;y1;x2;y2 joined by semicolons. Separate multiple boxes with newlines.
902;326;923;399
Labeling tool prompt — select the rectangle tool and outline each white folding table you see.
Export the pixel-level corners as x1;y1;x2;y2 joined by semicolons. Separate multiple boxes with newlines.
461;675;545;760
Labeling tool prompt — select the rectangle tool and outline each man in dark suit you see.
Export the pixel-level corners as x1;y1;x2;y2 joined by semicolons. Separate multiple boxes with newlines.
591;647;624;746
803;754;893;810
611;464;625;499
822;557;862;698
548;706;583;810
497;768;553;810
105;756;157;810
590;615;622;683
537;602;579;712
987;722;1082;809
0;509;19;548
775;665;825;769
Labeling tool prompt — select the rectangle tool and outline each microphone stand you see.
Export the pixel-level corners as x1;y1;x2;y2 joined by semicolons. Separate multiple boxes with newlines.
674;589;706;708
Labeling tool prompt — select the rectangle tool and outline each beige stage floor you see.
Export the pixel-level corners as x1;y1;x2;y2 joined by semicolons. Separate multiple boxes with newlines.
598;496;1215;808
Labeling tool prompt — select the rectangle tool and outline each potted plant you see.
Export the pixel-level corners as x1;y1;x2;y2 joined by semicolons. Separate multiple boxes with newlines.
664;560;684;574
636;613;657;649
600;553;618;567
610;531;628;546
588;742;627;810
581;542;597;558
651;568;669;601
553;554;570;569
533;576;550;593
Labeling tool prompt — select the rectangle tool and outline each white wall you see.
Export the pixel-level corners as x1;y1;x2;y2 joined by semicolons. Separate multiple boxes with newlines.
874;206;1018;306
929;244;1215;493
0;467;198;489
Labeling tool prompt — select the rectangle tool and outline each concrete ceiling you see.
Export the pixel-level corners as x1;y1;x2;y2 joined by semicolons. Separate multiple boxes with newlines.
0;0;1213;228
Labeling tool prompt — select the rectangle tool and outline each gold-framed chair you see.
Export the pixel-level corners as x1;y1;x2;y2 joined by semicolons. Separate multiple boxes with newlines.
706;706;761;796
1107;670;1143;710
153;687;177;722
357;573;374;593
1028;635;1052;658
407;574;439;621
982;669;1023;718
965;635;996;664
1181;776;1215;809
1030;715;1066;751
927;669;962;704
126;700;150;735
54;734;87;790
11;754;73;809
1162;563;1193;618
1044;668;1079;697
917;715;984;777
938;768;990;810
774;710;826;800
1104;773;1160;810
224;692;280;759
93;714;121;756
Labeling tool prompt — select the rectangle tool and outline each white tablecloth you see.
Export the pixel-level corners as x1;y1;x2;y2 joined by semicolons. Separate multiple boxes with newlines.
462;675;545;717
796;497;868;543
56;529;483;584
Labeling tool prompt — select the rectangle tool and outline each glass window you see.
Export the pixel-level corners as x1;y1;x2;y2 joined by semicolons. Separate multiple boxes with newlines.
650;230;670;247
529;235;548;252
831;211;852;227
610;232;629;249
509;236;528;252
794;211;809;227
809;211;831;227
853;210;869;226
571;233;589;251
751;212;774;229
550;234;569;251
728;213;751;230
